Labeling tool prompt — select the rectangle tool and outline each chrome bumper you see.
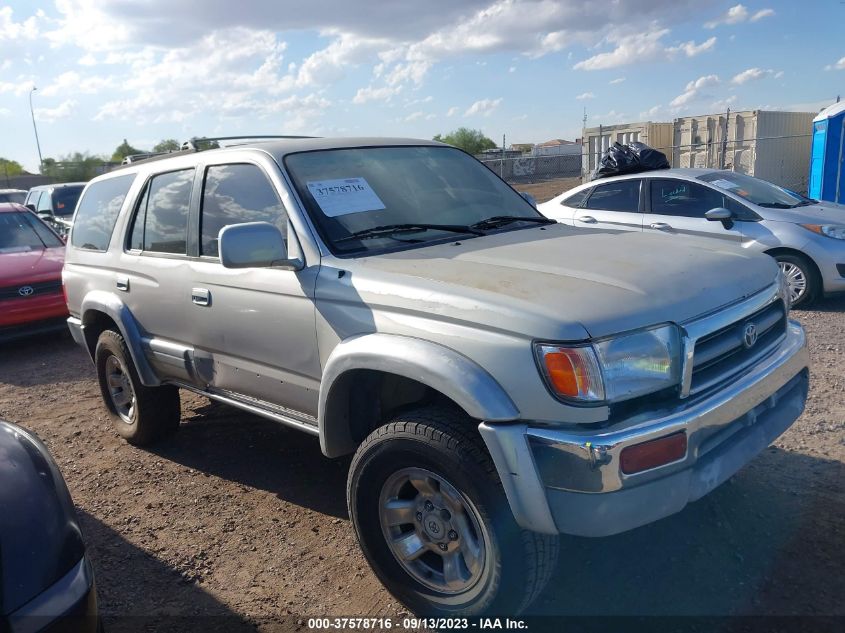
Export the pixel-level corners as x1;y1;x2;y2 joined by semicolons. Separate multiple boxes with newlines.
480;320;809;536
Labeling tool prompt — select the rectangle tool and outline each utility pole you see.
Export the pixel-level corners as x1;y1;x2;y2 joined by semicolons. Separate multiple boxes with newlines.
29;86;44;173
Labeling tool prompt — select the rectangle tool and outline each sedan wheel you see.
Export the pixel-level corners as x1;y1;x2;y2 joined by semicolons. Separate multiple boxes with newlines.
777;260;807;306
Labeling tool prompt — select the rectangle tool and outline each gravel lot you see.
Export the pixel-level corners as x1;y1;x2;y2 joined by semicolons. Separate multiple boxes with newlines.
1;296;842;630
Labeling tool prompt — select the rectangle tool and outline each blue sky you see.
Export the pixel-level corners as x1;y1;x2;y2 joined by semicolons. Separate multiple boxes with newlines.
1;0;842;172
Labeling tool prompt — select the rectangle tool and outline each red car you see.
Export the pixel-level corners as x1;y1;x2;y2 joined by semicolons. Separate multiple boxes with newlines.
0;203;69;342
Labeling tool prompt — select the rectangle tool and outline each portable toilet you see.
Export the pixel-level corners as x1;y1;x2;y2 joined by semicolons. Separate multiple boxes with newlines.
808;101;845;203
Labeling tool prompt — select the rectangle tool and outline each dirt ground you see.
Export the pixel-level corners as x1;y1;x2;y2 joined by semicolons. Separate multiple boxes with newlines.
512;176;582;203
0;296;842;631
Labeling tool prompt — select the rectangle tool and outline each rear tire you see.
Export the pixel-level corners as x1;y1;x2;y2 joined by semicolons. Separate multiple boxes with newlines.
94;329;180;445
774;253;819;308
347;407;558;616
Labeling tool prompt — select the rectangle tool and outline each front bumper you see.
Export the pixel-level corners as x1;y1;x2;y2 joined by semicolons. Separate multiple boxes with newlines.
480;320;809;536
6;555;98;633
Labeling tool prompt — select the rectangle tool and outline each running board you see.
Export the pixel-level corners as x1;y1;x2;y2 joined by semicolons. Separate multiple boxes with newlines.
171;382;319;436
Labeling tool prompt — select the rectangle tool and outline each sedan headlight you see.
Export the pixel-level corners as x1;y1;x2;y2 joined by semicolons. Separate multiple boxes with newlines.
535;324;681;404
800;224;845;240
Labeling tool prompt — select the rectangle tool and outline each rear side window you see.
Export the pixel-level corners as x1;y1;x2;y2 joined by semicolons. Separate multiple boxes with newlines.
200;163;287;257
585;180;641;212
52;186;84;216
128;169;194;254
71;174;135;251
562;189;589;208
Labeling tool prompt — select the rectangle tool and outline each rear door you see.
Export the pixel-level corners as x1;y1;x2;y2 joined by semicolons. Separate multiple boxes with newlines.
575;179;643;232
642;178;743;244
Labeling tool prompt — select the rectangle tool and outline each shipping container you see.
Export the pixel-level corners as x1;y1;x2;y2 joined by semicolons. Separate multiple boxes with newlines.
581;122;673;180
673;110;816;193
808;101;845;203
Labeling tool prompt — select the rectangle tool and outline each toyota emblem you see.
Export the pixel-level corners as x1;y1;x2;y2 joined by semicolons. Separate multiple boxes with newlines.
18;286;34;297
742;322;758;349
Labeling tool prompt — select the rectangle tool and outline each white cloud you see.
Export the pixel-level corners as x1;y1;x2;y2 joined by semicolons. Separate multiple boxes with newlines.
573;28;714;71
670;74;720;108
464;97;501;117
41;70;112;96
352;85;402;104
405;111;425;122
446;106;460;117
705;4;773;28
35;99;77;123
666;36;717;58
609;77;626;85
750;8;775;22
711;95;738;111
592;109;627;123
824;56;845;71
730;67;781;84
639;105;663;119
508;65;516;73
0;107;10;117
575;92;595;100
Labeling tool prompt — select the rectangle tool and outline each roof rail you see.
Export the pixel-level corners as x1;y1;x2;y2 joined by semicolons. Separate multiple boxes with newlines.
180;135;320;151
121;150;174;165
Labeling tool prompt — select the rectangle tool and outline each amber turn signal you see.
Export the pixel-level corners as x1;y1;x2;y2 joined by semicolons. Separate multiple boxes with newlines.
620;432;687;474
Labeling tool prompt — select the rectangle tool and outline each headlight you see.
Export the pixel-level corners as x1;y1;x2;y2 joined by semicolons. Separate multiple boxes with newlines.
800;224;845;240
535;324;681;404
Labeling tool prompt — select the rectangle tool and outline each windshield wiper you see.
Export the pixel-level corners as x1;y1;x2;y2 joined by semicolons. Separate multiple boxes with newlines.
470;215;556;230
756;202;794;209
335;223;484;244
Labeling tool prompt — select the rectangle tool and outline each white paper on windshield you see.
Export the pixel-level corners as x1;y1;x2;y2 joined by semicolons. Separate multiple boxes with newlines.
306;177;386;217
710;178;739;190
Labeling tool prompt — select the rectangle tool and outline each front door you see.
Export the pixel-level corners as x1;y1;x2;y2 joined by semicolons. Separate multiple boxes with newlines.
642;178;743;244
187;159;322;419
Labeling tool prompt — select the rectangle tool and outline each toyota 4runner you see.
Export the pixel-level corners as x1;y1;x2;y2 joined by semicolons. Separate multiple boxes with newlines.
63;137;809;616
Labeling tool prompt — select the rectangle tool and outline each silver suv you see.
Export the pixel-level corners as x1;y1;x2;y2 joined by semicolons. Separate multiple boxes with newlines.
63;138;809;616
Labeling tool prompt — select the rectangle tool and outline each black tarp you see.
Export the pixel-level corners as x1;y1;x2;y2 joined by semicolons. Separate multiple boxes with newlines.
593;141;670;179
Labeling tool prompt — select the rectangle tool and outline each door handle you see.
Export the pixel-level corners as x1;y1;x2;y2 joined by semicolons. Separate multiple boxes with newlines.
116;275;129;291
191;288;211;307
650;222;672;230
577;215;598;224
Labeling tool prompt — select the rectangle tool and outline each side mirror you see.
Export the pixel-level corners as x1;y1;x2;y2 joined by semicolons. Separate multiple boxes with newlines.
37;212;52;220
219;222;302;270
520;192;538;209
704;207;733;221
25;203;37;212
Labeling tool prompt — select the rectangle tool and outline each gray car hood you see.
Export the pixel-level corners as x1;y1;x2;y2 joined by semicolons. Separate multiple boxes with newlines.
758;201;845;225
345;223;777;340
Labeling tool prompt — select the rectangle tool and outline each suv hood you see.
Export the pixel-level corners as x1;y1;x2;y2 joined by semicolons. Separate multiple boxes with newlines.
346;224;776;339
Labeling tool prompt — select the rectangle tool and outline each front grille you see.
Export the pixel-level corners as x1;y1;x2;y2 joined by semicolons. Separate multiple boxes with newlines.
689;300;786;395
0;280;63;301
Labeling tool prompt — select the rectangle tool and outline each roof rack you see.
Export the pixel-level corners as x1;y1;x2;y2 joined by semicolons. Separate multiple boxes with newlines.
121;150;174;165
180;135;320;151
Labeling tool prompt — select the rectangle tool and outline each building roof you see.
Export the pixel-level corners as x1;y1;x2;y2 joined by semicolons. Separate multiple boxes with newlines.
537;139;578;147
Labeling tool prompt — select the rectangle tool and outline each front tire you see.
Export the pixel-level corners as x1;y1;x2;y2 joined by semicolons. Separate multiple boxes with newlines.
94;329;181;445
775;253;819;308
347;408;558;616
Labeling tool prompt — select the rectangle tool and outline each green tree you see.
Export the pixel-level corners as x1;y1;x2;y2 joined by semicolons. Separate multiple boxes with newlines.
111;138;144;162
153;138;181;152
433;128;497;155
0;158;25;178
42;152;108;182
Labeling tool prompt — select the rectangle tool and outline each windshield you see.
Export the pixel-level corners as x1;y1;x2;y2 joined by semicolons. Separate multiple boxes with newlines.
698;172;814;209
0;212;63;252
284;146;541;255
52;185;85;216
0;191;26;204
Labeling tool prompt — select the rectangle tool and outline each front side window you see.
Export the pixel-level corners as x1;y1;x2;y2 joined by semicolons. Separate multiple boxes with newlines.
0;212;63;252
200;164;287;258
130;169;194;254
284;146;540;255
36;190;52;214
585;180;641;212
71;174;135;251
649;180;725;218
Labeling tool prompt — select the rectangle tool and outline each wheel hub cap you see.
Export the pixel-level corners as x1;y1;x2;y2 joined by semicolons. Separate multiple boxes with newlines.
778;261;806;304
378;467;489;594
105;355;135;423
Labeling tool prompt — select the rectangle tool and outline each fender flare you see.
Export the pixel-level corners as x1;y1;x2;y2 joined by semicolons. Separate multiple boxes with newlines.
80;290;160;386
318;333;519;457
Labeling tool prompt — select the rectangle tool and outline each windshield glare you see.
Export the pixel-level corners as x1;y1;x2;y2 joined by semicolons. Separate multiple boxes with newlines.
698;172;809;208
285;146;540;254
